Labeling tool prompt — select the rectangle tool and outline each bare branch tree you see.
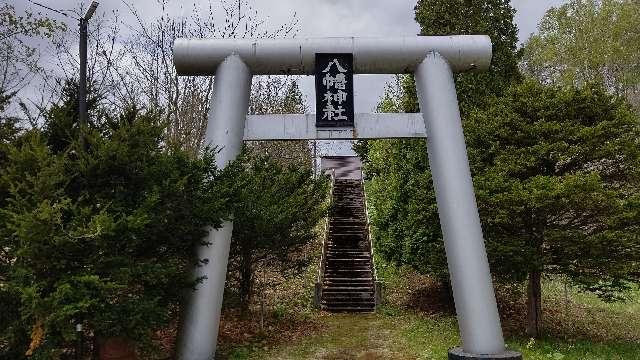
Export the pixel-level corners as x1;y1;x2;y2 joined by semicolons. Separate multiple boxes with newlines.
0;2;65;125
23;0;299;152
247;76;311;169
119;0;299;153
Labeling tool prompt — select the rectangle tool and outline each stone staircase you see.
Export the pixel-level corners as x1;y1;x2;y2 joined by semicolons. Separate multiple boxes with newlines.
319;178;376;312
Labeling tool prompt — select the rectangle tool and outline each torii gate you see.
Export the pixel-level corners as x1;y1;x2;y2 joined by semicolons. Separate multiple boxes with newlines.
172;36;522;360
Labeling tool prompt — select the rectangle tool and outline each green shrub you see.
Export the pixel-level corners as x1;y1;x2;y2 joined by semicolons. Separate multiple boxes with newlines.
0;104;226;357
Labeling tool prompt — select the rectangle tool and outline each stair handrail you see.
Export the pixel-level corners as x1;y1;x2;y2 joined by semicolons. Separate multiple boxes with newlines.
360;170;379;285
316;168;335;303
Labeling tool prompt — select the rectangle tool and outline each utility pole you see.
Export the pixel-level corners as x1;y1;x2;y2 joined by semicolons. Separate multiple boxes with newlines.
26;1;99;149
79;1;99;149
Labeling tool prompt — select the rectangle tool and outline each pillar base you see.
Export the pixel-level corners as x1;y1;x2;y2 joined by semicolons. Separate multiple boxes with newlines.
448;347;522;360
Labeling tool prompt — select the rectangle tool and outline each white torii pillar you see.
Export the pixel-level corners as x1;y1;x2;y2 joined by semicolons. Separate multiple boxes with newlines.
173;36;521;360
176;54;251;360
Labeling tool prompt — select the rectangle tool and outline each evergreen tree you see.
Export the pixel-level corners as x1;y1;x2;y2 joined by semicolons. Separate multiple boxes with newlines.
41;80;102;154
359;0;521;295
414;0;521;110
0;81;27;360
466;80;640;337
0;95;226;357
362;0;640;338
224;151;329;315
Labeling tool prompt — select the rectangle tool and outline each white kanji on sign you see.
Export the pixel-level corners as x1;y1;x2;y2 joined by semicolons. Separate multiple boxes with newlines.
322;103;348;121
324;90;348;105
316;54;352;125
322;72;347;90
322;59;347;73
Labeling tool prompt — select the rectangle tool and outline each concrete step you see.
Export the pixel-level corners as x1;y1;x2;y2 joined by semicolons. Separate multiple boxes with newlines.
324;258;371;263
325;258;371;263
324;269;372;274
330;219;366;224
327;247;369;252
322;285;374;291
324;264;371;276
326;243;366;246
325;257;371;261
323;278;373;284
322;297;374;302
326;255;368;258
329;233;366;237
326;250;369;254
321;306;374;313
324;264;370;268
322;292;372;298
325;264;371;276
323;272;372;279
325;252;369;257
326;246;367;250
322;284;374;290
325;249;368;253
322;301;375;307
321;292;374;299
328;233;365;237
327;246;368;251
322;286;374;291
322;286;372;293
325;261;368;267
330;227;365;231
328;240;366;244
325;264;371;268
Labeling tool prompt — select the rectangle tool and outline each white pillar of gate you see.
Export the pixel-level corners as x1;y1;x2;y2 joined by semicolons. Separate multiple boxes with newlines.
176;54;252;360
415;52;504;355
173;36;521;360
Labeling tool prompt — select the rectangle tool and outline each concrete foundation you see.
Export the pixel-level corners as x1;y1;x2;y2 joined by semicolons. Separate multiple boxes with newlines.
448;347;523;360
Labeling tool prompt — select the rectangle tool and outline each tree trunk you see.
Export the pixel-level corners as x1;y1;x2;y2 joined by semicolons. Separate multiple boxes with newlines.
92;336;99;360
438;276;455;313
239;243;253;318
526;271;542;338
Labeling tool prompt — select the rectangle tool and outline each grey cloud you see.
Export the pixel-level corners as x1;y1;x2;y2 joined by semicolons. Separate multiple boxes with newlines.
512;0;567;43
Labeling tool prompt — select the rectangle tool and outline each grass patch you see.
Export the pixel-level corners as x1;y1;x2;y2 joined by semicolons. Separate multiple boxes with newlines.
539;280;640;342
222;311;640;359
215;244;640;359
218;259;640;359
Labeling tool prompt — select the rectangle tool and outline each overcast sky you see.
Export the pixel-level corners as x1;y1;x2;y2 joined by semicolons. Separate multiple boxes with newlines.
14;0;567;155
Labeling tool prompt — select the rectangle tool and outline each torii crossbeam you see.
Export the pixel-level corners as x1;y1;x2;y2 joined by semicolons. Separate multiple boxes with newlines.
173;36;521;360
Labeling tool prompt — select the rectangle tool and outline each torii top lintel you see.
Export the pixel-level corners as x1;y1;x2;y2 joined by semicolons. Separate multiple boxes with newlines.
173;36;492;76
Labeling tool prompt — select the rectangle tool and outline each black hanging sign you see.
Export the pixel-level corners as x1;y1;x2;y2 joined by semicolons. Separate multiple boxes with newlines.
315;53;354;127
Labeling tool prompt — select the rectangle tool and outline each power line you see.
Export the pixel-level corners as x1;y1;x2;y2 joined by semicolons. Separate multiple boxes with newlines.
26;0;80;21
